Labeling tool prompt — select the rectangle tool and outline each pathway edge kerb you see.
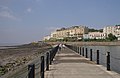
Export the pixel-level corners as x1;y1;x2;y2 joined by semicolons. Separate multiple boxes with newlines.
97;65;120;76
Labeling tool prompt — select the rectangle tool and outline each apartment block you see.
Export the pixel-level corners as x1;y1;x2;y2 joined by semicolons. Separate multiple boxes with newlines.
89;32;106;39
103;25;120;40
103;26;115;37
51;26;89;40
83;32;106;39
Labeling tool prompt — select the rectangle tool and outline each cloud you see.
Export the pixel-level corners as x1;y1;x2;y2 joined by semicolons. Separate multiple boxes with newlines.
0;11;17;20
0;5;17;20
27;8;32;13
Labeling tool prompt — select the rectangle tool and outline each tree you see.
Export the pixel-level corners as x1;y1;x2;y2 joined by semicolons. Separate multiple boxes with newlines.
49;38;57;42
89;28;103;32
107;33;117;41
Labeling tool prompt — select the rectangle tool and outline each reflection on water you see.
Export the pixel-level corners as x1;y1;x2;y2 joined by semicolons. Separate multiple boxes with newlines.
0;47;16;49
83;46;120;73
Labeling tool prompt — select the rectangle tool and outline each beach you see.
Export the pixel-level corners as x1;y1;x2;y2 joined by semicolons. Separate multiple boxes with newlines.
0;43;52;76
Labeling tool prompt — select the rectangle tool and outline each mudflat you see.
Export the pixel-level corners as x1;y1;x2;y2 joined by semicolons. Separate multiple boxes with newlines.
0;43;52;77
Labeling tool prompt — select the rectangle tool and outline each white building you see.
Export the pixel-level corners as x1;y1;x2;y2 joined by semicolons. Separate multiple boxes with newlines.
43;36;51;41
83;34;89;39
89;32;106;39
83;32;106;39
103;25;120;40
103;26;115;37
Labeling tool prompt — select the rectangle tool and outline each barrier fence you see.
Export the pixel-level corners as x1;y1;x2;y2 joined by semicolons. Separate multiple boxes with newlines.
5;44;120;78
65;44;118;71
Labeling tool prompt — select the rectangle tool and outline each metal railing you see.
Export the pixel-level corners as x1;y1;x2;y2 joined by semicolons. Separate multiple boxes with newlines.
66;44;120;72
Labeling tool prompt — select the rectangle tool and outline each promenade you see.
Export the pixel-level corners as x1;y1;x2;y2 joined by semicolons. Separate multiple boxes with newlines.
45;47;120;78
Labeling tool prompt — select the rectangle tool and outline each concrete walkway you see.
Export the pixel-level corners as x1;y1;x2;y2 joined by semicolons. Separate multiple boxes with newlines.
45;47;120;78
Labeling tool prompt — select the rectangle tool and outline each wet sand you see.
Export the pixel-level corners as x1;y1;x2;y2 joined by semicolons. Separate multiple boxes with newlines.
0;43;52;76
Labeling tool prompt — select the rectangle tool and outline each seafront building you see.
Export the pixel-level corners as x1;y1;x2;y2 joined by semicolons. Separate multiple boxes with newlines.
89;32;106;39
103;26;116;37
43;36;51;41
43;25;120;41
103;25;120;40
50;26;89;40
83;32;106;40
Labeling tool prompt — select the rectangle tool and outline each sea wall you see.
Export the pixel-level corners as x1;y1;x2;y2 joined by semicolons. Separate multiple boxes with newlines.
46;41;120;46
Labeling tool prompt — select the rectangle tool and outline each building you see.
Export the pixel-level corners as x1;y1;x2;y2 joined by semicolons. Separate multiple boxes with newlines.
83;34;89;39
115;26;120;40
43;36;51;41
88;32;106;39
83;32;106;40
103;25;120;40
50;25;89;40
103;26;115;37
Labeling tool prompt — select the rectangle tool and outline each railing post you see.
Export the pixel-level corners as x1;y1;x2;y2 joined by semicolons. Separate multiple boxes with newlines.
85;48;88;58
28;64;35;78
73;46;75;51
49;50;52;65
46;52;49;71
80;47;81;55
82;47;84;56
41;56;44;78
77;46;79;53
75;46;77;52
72;46;74;50
90;49;92;61
97;50;99;64
107;52;110;71
76;46;78;53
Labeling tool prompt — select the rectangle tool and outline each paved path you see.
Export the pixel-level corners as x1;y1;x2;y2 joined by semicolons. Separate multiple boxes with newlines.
45;47;120;78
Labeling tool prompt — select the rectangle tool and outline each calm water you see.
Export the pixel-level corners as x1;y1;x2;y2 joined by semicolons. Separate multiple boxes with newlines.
0;46;16;49
82;46;120;73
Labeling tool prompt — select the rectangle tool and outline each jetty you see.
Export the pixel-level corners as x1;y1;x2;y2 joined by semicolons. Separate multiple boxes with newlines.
1;44;120;78
45;45;120;78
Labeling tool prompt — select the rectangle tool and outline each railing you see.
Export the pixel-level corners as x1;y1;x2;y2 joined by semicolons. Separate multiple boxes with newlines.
4;45;59;78
66;44;120;72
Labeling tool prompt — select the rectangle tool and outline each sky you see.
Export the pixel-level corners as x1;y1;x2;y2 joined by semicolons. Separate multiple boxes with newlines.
0;0;120;44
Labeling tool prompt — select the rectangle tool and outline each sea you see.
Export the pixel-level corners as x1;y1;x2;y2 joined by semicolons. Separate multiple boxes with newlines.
0;43;21;49
82;45;120;73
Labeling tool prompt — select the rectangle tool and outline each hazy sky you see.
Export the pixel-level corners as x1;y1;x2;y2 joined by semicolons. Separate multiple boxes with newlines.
0;0;120;44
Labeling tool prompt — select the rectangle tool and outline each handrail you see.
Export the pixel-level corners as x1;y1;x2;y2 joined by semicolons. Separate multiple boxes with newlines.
65;44;119;71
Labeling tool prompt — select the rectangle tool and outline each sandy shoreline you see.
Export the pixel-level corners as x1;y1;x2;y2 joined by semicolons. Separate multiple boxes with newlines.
0;43;52;77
